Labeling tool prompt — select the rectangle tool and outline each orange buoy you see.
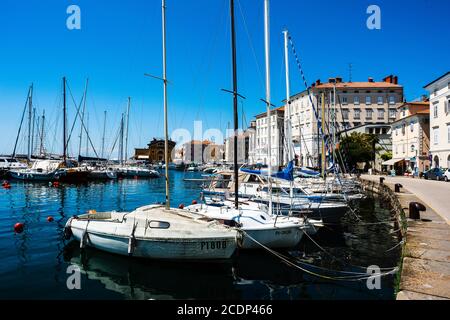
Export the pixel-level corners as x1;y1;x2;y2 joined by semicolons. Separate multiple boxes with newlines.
47;216;54;222
3;184;11;189
192;200;198;205
14;223;24;234
178;204;185;209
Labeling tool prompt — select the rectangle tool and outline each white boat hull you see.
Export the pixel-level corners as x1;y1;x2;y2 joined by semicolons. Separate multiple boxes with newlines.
239;226;302;249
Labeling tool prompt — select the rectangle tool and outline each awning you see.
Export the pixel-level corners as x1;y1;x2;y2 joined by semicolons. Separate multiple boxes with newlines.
382;158;404;166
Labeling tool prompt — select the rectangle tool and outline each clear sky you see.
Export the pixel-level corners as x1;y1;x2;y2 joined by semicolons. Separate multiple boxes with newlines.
0;0;449;157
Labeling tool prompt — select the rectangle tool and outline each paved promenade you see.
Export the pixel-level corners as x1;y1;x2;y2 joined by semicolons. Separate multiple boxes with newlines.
361;175;450;300
362;175;450;224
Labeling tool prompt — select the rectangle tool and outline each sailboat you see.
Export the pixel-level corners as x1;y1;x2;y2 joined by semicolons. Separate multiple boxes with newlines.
184;0;309;249
64;0;238;261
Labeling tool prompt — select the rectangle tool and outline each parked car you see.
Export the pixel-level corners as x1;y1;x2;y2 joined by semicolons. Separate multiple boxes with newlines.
423;167;445;181
443;168;450;182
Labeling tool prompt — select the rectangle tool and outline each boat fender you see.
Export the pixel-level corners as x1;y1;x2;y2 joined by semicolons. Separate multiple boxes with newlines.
236;230;244;248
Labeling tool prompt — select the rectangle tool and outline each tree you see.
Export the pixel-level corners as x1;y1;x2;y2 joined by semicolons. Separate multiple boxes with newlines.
381;152;393;162
337;132;379;170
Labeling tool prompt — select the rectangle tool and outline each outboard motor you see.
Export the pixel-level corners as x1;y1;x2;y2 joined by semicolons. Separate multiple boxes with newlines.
409;202;426;220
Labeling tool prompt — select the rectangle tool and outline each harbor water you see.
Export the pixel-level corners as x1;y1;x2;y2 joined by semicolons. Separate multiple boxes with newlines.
0;171;401;300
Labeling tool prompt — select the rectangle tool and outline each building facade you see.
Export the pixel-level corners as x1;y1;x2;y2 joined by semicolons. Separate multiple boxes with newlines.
390;101;430;175
224;122;255;165
181;140;223;164
424;72;450;169
286;75;404;168
134;138;176;163
248;107;285;167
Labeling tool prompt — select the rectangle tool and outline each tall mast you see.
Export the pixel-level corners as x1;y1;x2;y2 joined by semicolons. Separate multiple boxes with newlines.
101;110;107;159
162;0;170;209
78;79;89;158
283;29;292;162
230;0;239;209
119;113;124;165
283;29;294;205
321;92;326;178
264;0;272;214
125;97;131;163
31;107;36;159
40;110;45;156
27;84;33;162
85;112;90;157
63;77;67;163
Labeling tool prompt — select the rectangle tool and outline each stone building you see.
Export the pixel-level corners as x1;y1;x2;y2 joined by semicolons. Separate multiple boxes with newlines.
134;138;176;163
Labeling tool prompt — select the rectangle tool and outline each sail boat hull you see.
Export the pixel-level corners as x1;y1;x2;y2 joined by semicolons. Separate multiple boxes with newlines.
239;226;303;249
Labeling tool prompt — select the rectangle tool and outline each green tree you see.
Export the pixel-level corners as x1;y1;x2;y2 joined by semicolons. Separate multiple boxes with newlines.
381;152;393;162
338;132;379;170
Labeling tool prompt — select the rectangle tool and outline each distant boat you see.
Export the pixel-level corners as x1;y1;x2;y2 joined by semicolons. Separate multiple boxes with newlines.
9;160;63;182
87;167;117;180
116;166;159;178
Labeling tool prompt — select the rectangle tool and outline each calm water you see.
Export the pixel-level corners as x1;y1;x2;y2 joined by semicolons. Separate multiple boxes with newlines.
0;171;401;300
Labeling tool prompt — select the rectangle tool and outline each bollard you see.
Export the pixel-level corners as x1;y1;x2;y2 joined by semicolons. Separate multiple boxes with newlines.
409;202;426;220
395;183;403;193
380;177;385;185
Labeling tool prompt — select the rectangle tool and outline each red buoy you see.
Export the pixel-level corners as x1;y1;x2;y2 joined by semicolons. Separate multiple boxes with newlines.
47;216;54;222
3;184;11;189
14;223;24;234
178;204;185;209
192;200;198;205
53;181;59;187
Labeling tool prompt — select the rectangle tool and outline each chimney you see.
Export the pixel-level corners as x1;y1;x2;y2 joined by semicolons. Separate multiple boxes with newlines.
311;82;316;88
328;78;336;83
421;95;429;102
393;76;398;84
316;79;321;86
383;75;394;83
336;77;343;83
368;77;374;83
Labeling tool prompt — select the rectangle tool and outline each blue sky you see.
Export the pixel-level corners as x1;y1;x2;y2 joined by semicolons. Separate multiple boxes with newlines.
0;0;449;156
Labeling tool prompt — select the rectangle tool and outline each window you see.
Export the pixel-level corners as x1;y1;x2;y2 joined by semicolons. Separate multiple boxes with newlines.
366;96;372;105
342;109;349;120
354;109;361;119
378;109;385;120
402;108;406;117
395;127;398;136
366;109;373;119
342;97;348;105
410;122;414;132
434;128;439;145
389;109;396;119
448;125;450;144
389;96;396;105
149;221;171;229
411;144;416;153
354;96;360;105
434;103;439;118
402;123;406;135
402;144;405;153
445;97;450;114
377;96;383;105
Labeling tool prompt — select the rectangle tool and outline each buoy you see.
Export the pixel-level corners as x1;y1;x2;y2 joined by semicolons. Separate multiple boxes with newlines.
14;223;24;234
178;204;185;209
192;200;198;205
3;184;11;189
53;181;59;187
47;216;54;222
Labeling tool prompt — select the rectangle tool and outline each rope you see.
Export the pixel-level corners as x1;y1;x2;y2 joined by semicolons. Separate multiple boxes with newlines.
241;230;398;281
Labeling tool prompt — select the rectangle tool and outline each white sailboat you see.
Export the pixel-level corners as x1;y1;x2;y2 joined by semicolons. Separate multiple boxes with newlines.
183;0;307;250
64;0;239;261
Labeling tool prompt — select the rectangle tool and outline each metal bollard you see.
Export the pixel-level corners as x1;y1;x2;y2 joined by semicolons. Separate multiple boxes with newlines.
395;183;403;193
409;202;426;220
380;177;385;185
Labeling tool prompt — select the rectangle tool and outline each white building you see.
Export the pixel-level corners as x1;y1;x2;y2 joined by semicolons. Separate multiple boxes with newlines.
424;72;450;169
286;76;404;168
389;101;430;175
248;107;285;167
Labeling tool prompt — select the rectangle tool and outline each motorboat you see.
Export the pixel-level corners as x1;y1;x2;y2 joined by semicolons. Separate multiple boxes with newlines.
65;204;238;260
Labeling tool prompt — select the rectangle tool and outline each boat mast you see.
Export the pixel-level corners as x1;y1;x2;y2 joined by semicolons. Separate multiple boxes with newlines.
40;110;45;156
125;97;131;163
264;0;273;214
321;92;325;179
86;112;90;157
283;29;294;204
101;110;107;159
119;113;124;165
78;79;89;158
162;0;170;209
31;107;36;159
63;77;67;163
27;84;33;162
230;0;239;209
